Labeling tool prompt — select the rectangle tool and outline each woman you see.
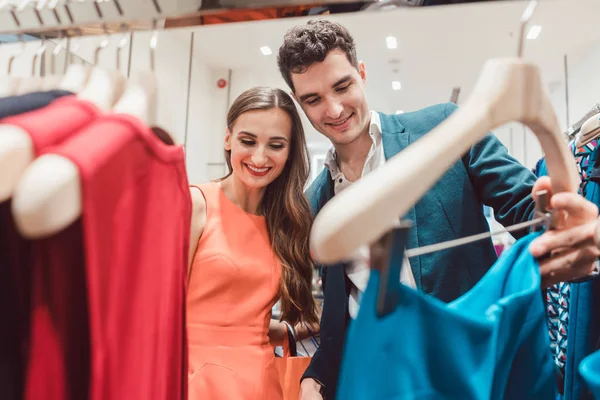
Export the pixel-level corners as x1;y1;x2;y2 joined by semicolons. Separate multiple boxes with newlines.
186;87;320;400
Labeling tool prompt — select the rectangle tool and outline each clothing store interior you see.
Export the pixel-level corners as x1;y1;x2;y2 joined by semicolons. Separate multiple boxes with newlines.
4;0;600;399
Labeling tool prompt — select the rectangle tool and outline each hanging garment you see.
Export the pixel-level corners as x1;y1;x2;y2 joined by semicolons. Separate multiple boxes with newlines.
564;145;600;400
580;345;600;399
337;232;556;400
535;139;599;399
0;96;100;400
28;114;191;400
0;90;72;119
187;182;283;400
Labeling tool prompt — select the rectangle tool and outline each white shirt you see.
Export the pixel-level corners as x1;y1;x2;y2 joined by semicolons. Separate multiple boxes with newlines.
324;111;416;319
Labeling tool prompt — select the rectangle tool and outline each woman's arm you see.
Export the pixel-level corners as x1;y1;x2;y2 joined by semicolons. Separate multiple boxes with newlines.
268;319;320;347
188;187;207;281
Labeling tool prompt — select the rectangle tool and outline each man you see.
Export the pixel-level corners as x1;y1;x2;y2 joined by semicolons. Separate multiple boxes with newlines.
277;19;600;399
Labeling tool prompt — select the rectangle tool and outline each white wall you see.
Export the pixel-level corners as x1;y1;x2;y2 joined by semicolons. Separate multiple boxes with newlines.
0;29;560;186
197;66;546;178
550;41;600;135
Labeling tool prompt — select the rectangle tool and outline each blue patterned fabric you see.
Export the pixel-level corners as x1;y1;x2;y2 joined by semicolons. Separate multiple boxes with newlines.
536;139;600;400
337;233;556;400
565;143;600;400
534;140;598;378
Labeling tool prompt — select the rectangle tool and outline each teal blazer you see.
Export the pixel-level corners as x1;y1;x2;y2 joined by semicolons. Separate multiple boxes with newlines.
302;102;538;399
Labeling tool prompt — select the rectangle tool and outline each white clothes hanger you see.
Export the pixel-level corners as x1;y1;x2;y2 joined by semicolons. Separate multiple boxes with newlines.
309;1;580;264
0;34;46;203
14;34;47;95
0;34;25;98
12;20;160;239
0;3;122;206
112;24;158;126
575;112;600;149
76;30;126;112
0;38;119;205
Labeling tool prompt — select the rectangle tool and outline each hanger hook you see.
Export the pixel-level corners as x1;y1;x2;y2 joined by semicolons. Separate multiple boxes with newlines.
32;34;47;76
116;23;129;71
94;26;110;65
19;0;46;26
7;34;26;75
45;0;63;25
64;0;76;24
69;27;84;66
150;19;163;72
51;31;65;75
93;0;110;65
149;0;163;71
517;0;538;58
152;0;162;14
113;0;123;16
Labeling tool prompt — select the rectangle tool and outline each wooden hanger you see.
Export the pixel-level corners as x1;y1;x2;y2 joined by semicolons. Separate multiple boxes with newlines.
575;112;600;149
309;1;580;265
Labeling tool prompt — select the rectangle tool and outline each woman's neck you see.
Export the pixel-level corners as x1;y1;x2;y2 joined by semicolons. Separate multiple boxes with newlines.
218;174;266;216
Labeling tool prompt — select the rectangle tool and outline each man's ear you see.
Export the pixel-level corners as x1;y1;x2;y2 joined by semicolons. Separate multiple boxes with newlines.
224;128;232;151
359;61;367;83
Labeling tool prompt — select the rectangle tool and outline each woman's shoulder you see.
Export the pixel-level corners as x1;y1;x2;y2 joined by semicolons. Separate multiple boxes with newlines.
189;185;208;221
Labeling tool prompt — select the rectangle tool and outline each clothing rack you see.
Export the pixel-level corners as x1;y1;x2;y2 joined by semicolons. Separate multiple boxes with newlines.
0;0;496;39
566;101;600;138
0;0;367;38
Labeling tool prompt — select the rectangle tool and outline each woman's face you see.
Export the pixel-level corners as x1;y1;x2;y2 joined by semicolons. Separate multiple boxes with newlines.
225;107;292;189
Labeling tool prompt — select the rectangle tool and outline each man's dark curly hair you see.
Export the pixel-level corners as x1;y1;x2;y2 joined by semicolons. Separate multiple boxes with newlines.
277;19;358;92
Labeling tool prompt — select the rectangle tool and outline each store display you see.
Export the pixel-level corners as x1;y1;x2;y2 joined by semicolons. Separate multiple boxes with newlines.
2;0;600;399
338;232;555;400
1;93;189;400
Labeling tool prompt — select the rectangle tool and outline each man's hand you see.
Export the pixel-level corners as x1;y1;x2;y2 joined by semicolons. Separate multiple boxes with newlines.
529;176;600;287
299;378;323;400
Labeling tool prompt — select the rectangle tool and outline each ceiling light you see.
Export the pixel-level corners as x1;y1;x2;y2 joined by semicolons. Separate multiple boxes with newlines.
386;36;397;49
260;46;272;56
396;110;404;114
526;25;542;40
392;81;402;91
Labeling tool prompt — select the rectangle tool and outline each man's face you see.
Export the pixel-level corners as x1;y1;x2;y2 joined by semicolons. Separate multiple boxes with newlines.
291;49;370;147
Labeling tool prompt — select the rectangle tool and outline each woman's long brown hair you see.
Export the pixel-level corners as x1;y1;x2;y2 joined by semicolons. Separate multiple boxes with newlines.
221;87;319;328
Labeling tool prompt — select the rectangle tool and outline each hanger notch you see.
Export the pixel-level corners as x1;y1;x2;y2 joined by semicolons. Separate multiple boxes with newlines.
370;222;412;318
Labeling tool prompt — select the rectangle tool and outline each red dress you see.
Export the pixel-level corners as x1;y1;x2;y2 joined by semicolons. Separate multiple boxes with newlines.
49;114;191;400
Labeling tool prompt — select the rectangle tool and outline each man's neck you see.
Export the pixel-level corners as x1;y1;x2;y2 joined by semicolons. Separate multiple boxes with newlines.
335;127;372;183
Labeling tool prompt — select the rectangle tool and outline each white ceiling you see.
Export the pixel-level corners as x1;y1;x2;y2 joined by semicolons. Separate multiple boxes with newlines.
187;0;600;114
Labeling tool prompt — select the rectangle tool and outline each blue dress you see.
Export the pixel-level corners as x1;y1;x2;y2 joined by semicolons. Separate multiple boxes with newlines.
337;233;556;399
580;352;600;399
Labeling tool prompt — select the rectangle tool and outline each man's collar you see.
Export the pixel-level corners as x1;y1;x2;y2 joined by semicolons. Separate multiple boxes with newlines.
324;110;381;180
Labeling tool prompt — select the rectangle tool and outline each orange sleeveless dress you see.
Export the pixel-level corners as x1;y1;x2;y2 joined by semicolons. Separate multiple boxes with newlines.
187;182;283;400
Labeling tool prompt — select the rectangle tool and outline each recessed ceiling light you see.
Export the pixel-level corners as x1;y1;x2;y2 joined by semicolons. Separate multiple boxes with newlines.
392;81;402;91
260;46;272;56
526;25;542;40
386;36;397;49
396;110;404;114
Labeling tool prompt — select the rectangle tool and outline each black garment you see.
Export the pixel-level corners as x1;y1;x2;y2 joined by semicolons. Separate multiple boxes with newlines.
0;201;32;400
0;89;72;399
301;180;351;400
0;90;72;119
